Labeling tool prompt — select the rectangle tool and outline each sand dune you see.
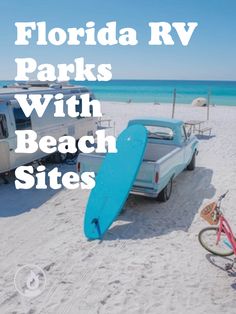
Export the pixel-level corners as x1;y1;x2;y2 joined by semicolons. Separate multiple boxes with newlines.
0;102;236;314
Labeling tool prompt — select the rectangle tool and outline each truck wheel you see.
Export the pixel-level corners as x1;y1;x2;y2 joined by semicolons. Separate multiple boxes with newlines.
157;178;173;202
187;151;196;171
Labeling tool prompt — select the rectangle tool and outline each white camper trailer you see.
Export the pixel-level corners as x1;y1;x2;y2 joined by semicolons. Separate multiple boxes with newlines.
0;82;98;174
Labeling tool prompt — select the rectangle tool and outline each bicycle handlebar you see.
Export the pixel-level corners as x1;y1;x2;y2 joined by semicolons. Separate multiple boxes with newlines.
218;190;229;202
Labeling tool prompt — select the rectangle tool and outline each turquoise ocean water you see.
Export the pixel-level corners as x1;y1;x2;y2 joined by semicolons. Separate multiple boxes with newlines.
0;80;235;106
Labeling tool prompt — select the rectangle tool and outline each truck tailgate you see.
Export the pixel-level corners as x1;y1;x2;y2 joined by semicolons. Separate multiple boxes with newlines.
133;161;157;189
132;146;182;197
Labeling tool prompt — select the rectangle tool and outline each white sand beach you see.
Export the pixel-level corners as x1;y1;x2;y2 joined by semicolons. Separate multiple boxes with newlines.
0;102;236;314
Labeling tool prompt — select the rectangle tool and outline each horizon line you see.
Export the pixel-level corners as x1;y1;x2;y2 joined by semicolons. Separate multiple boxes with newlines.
0;78;235;83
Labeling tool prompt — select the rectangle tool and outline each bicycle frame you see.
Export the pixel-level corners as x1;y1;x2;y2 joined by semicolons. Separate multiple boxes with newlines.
217;214;236;255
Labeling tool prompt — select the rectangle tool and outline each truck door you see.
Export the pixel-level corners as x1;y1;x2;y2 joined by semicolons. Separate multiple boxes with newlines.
0;113;10;173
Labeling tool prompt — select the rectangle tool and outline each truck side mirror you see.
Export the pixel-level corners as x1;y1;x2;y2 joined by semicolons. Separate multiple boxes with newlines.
187;129;191;138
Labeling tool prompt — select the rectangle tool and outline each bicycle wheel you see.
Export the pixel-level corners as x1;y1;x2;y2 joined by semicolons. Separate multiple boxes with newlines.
198;227;234;257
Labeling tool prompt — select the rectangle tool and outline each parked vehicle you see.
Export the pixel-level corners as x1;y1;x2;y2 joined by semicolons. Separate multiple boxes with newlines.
0;82;98;174
77;118;199;201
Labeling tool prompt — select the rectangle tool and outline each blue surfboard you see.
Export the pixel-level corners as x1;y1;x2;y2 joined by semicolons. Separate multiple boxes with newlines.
84;124;147;239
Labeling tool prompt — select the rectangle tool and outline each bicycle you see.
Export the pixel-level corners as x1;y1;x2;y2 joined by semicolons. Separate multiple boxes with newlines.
198;191;236;271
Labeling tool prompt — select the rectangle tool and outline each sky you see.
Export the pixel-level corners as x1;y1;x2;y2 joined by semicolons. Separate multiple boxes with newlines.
0;0;235;80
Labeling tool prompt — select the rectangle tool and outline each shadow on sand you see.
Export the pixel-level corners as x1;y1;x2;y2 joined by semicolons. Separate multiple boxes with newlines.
104;166;216;240
0;164;73;217
196;134;216;140
205;253;234;272
205;254;236;287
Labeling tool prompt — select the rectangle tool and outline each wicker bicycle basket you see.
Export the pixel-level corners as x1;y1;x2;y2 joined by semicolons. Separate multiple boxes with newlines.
200;202;219;225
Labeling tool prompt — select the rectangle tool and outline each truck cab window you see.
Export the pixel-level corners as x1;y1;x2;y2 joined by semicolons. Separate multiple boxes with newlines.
0;114;8;139
13;108;32;130
146;125;173;140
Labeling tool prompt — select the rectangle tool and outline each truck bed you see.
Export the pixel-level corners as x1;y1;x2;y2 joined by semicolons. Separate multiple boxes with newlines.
143;142;176;162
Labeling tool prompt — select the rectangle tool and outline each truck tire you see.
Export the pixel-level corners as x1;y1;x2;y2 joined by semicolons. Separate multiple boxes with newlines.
187;151;196;171
157;178;173;202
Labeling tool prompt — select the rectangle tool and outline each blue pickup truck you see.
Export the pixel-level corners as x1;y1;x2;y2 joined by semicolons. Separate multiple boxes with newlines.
77;118;198;202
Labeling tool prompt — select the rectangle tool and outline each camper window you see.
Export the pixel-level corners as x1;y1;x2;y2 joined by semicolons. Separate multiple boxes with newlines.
14;108;32;130
0;114;8;139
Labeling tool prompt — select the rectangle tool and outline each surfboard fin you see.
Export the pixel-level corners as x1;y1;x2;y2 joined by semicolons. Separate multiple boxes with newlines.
91;218;102;239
